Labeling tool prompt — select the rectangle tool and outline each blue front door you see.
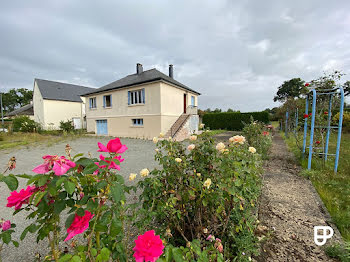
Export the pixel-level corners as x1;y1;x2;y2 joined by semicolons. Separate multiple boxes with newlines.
96;120;108;135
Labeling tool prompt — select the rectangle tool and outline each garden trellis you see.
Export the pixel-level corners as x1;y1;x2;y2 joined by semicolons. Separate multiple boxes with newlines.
302;86;345;173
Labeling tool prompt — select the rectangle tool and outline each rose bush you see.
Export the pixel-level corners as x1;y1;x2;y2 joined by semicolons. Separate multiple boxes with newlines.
0;130;265;261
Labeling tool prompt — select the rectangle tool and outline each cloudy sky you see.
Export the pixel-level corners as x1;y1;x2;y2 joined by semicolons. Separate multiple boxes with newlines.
1;0;349;111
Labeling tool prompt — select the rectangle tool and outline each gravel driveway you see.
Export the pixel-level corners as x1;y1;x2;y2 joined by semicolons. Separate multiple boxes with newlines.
0;136;158;262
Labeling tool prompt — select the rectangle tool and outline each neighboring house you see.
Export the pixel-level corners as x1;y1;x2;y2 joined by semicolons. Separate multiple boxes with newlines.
33;79;95;130
6;102;34;120
82;64;200;140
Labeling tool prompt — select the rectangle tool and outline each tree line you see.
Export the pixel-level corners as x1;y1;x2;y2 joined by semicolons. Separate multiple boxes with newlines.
1;88;33;113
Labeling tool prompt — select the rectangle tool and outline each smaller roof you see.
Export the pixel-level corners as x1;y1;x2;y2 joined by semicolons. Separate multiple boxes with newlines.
6;103;34;117
83;68;200;96
35;79;95;102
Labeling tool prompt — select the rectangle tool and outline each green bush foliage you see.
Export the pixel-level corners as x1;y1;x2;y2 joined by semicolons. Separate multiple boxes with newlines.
202;112;269;131
333;111;350;132
59;119;74;132
12;116;41;132
138;132;263;260
243;119;272;159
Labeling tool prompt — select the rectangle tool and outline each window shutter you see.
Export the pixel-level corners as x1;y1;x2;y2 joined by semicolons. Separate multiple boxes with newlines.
142;88;145;103
128;91;131;105
103;96;106;108
89;98;92;108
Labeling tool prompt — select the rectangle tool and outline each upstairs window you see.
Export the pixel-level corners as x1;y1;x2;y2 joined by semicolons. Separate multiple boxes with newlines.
103;95;112;108
128;89;145;105
132;118;143;126
191;96;195;106
89;97;97;109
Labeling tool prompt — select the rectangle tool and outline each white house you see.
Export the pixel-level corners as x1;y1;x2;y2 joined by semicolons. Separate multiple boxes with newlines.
33;79;95;130
82;64;201;140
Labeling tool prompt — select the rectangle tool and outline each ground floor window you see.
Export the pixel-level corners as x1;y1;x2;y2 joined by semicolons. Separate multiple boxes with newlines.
132;118;143;126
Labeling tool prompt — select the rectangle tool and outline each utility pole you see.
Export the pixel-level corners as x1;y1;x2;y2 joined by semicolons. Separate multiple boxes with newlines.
0;92;4;129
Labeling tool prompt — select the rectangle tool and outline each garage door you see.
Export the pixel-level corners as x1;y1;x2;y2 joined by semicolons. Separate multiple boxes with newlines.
96;120;108;135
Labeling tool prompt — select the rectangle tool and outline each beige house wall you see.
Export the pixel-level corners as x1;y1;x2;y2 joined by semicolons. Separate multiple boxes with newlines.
160;82;198;134
85;81;199;139
43;100;83;130
33;81;45;127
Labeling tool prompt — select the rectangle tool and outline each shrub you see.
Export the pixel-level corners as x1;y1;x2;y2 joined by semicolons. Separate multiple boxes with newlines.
12;116;41;132
59;119;74;132
138;132;263;260
333;111;350;132
243;119;272;159
203;111;269;131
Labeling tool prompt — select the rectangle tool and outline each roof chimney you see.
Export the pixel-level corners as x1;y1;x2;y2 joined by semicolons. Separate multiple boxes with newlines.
136;63;143;74
169;64;173;78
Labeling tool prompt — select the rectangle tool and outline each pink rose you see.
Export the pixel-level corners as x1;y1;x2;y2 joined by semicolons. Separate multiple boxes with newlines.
7;185;36;210
1;220;11;231
95;154;124;170
133;230;164;262
33;155;76;176
97;138;128;154
64;211;94;241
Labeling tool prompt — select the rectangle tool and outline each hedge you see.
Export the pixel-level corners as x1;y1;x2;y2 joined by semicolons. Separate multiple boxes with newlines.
202;111;269;131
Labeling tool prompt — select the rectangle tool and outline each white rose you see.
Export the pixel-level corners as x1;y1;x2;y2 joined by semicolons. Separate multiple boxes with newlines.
199;123;205;129
159;132;164;138
188;144;195;150
155;148;159;152
140;168;150;177
248;147;256;153
129;173;137;181
189;135;197;141
175;158;182;163
203;178;212;189
153;137;158;143
216;142;225;151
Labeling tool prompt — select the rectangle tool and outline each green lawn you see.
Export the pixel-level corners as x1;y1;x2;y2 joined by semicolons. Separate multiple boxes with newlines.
283;131;350;242
0;132;85;150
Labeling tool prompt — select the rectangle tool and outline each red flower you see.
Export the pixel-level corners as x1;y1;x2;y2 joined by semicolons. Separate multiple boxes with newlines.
1;220;11;231
6;186;36;210
32;155;76;176
262;131;269;136
133;230;165;262
303;114;309;119
305;83;310;87
94;154;124;170
64;211;94;241
309;113;312;116
324;111;328;115
97;138;128;154
316;141;320;145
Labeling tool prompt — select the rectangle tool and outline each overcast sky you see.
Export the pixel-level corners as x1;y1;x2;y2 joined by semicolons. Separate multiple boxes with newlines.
1;0;349;111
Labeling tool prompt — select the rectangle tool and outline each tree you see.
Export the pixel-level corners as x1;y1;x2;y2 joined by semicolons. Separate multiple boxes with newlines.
227;108;234;112
1;88;33;113
212;108;222;113
273;78;306;102
343;81;350;96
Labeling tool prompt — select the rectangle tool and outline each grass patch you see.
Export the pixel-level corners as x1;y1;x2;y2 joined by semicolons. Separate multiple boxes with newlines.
0;132;86;151
282;131;350;242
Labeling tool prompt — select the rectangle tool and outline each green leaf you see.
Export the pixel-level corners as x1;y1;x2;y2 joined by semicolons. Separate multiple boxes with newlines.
100;248;110;261
76;208;85;217
3;175;18;191
38;175;49;187
65;213;75;229
91;248;98;257
172;248;185;262
96;180;108;190
27;174;42;185
87;199;98;211
54;200;66;214
75;157;94;166
64;180;76;195
110;183;123;203
2;232;11;244
58;254;72;262
110;218;122;237
15;174;32;179
73;153;84;160
34;191;47;206
20;224;37;240
83;163;99;174
164;246;173;262
56;177;66;187
71;255;82;262
12;240;19;247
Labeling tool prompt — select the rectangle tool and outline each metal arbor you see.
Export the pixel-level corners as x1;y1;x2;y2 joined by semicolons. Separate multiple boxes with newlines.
302;86;345;173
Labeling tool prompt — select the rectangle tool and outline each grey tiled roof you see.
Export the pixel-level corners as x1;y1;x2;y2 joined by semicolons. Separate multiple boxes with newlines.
6;103;34;116
82;68;200;96
35;79;95;102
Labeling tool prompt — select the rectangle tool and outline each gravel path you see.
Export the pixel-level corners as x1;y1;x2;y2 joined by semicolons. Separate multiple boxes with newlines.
257;134;343;262
0;136;158;262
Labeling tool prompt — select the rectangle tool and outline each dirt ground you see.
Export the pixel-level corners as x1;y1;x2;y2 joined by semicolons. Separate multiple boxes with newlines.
257;133;343;262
